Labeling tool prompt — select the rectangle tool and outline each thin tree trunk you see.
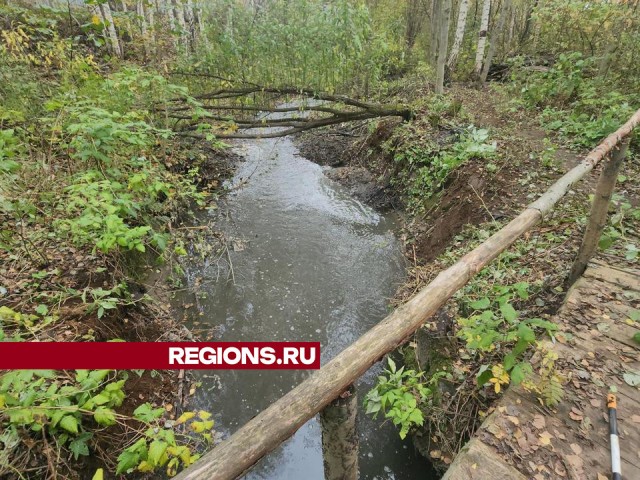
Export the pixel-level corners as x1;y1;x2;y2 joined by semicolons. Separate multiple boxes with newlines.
196;2;205;36
474;0;491;80
429;0;440;66
173;0;186;32
447;0;469;69
480;0;510;84
519;0;539;45
145;0;157;51
435;0;452;94
95;2;122;57
171;0;187;49
163;0;178;48
137;0;151;59
405;0;424;52
507;4;516;47
184;0;196;49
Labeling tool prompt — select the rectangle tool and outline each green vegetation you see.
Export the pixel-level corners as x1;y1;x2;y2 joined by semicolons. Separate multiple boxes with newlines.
0;4;217;478
511;53;639;147
192;0;395;93
1;0;639;476
390;120;496;213
364;357;431;439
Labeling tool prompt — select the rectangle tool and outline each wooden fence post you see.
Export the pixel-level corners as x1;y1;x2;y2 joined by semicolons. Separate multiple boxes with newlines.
319;385;358;480
568;137;630;285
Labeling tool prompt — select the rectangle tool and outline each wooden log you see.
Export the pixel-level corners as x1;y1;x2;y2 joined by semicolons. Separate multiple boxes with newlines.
567;138;630;285
320;385;358;480
173;108;640;480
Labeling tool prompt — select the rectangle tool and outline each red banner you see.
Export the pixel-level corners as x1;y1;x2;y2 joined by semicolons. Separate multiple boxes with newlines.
0;342;321;370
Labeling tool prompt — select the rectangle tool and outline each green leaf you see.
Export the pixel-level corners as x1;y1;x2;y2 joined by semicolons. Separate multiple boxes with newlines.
148;440;168;467
503;353;516;371
633;332;640;345
477;366;492;386
500;303;518;322
387;357;396;373
133;402;165;422
510;364;526;385
92;469;104;480
623;371;640;387
516;324;536;343
59;415;79;434
94;407;116;426
35;304;48;316
69;432;92;459
116;450;142;475
469;297;491;310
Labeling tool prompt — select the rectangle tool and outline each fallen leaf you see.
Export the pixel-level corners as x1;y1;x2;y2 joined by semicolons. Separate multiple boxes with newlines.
507;415;520;425
532;414;545;429
623;371;640;387
539;431;553;446
570;443;582;455
487;423;505;439
569;411;583;421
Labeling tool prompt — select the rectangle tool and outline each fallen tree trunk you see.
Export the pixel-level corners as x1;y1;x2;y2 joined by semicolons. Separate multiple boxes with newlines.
160;80;413;139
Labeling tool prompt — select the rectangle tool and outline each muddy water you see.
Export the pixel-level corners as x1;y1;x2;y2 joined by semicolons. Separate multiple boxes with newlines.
176;123;435;478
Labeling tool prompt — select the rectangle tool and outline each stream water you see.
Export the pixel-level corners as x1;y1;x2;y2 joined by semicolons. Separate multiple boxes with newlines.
174;112;436;479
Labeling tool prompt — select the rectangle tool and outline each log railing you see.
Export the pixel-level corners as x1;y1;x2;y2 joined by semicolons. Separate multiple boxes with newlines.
174;108;640;480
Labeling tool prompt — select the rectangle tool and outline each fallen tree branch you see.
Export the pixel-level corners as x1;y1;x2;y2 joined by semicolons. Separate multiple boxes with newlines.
161;82;413;139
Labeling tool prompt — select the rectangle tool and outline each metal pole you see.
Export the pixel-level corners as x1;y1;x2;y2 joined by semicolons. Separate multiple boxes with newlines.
607;394;622;480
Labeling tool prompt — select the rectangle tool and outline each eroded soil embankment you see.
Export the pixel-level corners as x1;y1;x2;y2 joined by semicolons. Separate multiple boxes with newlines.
294;83;614;470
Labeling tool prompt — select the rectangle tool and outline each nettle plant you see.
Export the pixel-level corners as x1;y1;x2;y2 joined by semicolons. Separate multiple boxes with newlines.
115;407;213;476
456;281;559;400
364;357;431;439
0;305;57;341
0;369;214;477
0;370;126;463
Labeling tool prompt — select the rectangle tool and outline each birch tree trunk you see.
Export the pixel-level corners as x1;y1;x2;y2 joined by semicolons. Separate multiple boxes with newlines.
447;0;469;69
184;0;196;49
137;0;151;59
435;0;452;94
145;0;156;49
480;0;510;84
474;0;491;80
163;0;178;48
171;0;187;49
93;2;122;57
196;2;205;36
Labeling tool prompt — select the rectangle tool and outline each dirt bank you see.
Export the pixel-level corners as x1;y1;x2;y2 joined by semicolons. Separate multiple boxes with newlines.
295;83;625;471
0;140;238;478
